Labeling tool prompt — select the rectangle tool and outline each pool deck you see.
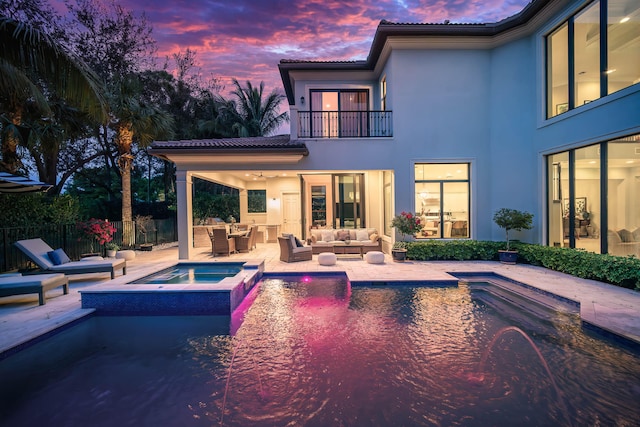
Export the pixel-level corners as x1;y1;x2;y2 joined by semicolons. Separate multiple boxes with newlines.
1;242;639;354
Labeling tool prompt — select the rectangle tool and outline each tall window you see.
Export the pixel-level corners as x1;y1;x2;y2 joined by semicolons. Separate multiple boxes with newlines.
547;133;640;256
414;163;470;239
384;171;393;237
548;23;569;117
310;89;369;137
546;0;639;118
607;0;639;94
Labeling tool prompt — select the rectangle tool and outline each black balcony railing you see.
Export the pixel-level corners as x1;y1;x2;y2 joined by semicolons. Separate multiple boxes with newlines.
298;110;393;138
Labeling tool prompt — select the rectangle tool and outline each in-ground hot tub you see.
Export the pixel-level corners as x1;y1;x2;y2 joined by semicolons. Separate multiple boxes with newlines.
80;260;264;316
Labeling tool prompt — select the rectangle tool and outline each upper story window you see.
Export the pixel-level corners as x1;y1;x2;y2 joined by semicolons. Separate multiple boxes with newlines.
298;89;393;138
546;0;639;119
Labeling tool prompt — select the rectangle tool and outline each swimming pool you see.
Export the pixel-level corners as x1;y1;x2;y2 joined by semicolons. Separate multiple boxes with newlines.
128;262;245;285
2;274;639;426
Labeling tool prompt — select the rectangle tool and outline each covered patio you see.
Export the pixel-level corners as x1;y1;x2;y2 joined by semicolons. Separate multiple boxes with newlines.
149;135;394;260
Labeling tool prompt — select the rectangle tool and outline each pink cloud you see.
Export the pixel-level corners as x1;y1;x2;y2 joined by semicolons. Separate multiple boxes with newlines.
51;0;532;97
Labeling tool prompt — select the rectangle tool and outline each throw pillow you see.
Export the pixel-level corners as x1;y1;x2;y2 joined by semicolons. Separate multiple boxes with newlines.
47;248;71;265
618;229;633;242
370;233;379;242
337;230;350;241
311;235;317;243
321;230;334;242
356;230;369;241
294;237;305;247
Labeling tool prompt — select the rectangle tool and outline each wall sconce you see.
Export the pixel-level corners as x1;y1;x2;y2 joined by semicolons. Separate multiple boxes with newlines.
300;96;305;105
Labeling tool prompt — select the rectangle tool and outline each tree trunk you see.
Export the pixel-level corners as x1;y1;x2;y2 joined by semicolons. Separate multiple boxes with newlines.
117;122;135;246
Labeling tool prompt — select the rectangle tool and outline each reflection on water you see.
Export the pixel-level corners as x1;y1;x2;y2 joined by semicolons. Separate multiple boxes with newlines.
1;276;639;427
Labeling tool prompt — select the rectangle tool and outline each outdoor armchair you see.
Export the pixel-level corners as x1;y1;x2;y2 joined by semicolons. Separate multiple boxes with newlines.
236;225;257;252
211;227;236;256
278;236;312;263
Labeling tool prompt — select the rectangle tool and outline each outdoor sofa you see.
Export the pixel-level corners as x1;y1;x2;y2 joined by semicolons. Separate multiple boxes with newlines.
307;228;382;255
15;238;127;279
0;273;69;305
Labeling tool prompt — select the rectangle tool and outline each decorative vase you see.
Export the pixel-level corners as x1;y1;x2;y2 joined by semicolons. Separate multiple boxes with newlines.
498;250;518;264
392;248;407;262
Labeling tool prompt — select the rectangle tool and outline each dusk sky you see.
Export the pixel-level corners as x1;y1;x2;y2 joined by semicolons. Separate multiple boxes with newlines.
53;0;532;97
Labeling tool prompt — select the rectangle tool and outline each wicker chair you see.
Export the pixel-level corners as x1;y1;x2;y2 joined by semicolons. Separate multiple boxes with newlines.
278;236;312;262
211;226;236;256
236;225;257;252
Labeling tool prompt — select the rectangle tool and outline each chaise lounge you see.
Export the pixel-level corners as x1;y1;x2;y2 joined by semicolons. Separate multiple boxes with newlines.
15;238;127;279
0;273;69;305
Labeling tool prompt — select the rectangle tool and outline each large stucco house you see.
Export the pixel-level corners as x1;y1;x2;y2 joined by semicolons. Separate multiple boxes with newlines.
149;0;640;260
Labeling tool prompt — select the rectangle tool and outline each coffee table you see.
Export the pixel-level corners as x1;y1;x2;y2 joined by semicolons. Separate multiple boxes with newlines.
333;242;364;258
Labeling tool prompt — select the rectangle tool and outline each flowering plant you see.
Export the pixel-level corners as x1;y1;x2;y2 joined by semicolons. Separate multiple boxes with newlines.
391;211;421;242
77;218;116;251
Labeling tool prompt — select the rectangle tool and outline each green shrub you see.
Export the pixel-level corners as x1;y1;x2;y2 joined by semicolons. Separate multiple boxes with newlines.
405;240;640;290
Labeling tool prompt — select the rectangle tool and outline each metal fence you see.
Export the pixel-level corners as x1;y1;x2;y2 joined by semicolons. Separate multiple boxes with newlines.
0;218;177;273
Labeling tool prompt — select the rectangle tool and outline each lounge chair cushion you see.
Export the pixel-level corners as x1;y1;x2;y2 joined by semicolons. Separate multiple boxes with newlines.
48;248;71;265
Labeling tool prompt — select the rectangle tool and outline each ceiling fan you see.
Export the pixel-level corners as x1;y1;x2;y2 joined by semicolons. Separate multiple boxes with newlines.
249;172;279;179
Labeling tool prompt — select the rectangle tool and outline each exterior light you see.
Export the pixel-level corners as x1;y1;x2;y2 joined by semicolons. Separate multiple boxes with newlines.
300;96;305;105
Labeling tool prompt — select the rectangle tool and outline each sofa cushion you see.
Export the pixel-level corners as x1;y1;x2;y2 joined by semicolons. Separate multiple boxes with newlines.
321;230;334;242
356;229;369;241
618;229;633;242
633;228;640;242
337;230;350;241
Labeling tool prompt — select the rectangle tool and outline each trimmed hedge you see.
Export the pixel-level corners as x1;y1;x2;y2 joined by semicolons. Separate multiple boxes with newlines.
405;240;640;290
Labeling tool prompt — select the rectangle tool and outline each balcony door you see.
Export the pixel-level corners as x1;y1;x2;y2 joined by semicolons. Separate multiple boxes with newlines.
310;90;369;138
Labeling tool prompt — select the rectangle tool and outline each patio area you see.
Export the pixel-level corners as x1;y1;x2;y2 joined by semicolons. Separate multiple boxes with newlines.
1;241;639;355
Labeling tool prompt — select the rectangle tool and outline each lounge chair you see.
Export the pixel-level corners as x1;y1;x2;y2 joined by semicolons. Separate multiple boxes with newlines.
15;238;127;279
0;273;69;305
211;227;236;256
278;236;312;262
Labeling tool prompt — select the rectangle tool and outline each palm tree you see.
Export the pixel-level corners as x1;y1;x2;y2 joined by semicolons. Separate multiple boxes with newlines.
226;79;289;137
0;17;108;173
111;75;173;244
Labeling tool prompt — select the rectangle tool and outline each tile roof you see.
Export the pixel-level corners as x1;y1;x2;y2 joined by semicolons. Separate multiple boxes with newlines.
150;135;308;154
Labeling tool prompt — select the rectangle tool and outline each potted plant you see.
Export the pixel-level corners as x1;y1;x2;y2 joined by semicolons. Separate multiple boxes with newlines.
493;208;533;264
105;242;120;258
77;218;116;256
391;211;421;262
136;215;155;251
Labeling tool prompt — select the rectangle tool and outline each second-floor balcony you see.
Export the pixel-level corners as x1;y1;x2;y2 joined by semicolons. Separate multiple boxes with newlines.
298;110;393;138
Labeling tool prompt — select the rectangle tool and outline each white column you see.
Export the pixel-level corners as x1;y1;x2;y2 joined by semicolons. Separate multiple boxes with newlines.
176;170;193;259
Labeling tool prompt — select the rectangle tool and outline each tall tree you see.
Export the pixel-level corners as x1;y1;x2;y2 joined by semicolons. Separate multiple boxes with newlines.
65;0;171;232
112;75;173;242
0;15;107;173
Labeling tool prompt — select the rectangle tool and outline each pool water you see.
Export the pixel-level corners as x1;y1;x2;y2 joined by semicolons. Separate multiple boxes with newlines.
1;275;639;426
129;262;244;285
